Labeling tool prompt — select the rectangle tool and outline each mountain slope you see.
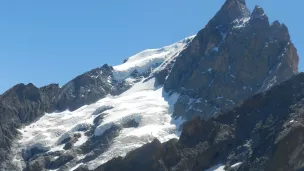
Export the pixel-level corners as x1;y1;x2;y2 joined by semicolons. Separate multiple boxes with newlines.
164;0;298;120
0;36;194;171
17;79;180;171
0;0;300;170
82;72;304;171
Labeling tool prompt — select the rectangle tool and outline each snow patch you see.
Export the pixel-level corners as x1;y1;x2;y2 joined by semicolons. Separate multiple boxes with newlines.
205;164;226;171
233;17;250;29
74;132;89;147
231;162;242;168
113;36;194;81
290;119;297;123
212;46;219;52
17;77;182;170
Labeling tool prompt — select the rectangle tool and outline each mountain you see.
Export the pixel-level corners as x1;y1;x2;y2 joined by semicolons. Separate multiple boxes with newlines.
0;0;300;170
163;0;298;120
0;36;194;170
83;72;304;171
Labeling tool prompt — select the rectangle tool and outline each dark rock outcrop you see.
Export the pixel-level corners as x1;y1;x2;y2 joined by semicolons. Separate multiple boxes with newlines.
0;83;54;169
0;64;132;170
24;151;76;171
83;73;304;171
164;0;299;120
51;64;130;112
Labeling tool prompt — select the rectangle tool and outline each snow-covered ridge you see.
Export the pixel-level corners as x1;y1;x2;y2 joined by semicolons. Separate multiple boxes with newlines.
113;35;195;81
15;78;182;170
13;35;194;170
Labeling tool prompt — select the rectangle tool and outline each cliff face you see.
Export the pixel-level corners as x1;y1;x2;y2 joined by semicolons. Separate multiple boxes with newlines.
164;0;299;120
72;1;301;170
0;83;52;169
50;64;131;112
86;73;304;171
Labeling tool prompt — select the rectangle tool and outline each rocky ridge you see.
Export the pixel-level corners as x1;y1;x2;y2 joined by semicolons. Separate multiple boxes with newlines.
0;0;300;170
0;36;193;170
77;71;304;171
0;64;131;170
164;0;298;120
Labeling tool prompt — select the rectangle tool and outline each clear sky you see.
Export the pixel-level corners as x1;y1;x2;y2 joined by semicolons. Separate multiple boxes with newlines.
0;0;303;93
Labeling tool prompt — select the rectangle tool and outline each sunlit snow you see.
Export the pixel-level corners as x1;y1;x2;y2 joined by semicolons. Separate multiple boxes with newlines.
205;162;242;171
16;78;181;169
15;35;195;170
205;164;226;171
113;35;195;80
233;17;250;29
231;162;242;168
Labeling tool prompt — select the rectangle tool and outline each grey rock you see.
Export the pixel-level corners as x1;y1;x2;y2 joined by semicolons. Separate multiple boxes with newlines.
88;73;304;171
164;0;298;120
91;106;114;115
0;64;132;169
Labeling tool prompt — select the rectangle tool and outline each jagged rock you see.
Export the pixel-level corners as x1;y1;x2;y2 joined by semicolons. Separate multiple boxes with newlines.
24;151;76;171
63;133;82;150
0;64;132;169
91;106;114;115
88;73;304;171
0;83;54;169
164;0;299;120
89;139;167;171
52;64;114;112
79;125;122;163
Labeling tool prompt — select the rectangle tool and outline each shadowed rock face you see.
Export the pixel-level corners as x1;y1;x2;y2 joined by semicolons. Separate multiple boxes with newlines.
0;64;132;170
164;0;299;120
85;73;304;171
0;83;53;168
51;64;119;112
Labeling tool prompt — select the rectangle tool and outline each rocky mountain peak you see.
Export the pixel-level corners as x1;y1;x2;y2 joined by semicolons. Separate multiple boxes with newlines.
164;1;299;120
252;5;265;17
1;83;41;102
250;5;269;26
209;0;250;29
93;73;304;171
226;0;246;5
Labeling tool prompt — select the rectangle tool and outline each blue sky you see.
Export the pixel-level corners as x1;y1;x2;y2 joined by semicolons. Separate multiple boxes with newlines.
0;0;303;93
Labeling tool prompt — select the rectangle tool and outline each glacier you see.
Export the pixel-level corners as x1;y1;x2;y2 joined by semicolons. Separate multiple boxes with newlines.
13;35;194;170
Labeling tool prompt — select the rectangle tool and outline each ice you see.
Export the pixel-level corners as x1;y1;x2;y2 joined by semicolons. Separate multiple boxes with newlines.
226;99;235;105
70;163;83;171
230;74;236;78
290;119;296;123
16;77;182;169
205;164;226;171
14;36;195;170
74;132;88;146
205;162;242;171
90;75;99;79
233;17;250;29
88;78;181;169
231;162;242;168
113;35;195;81
212;47;219;52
